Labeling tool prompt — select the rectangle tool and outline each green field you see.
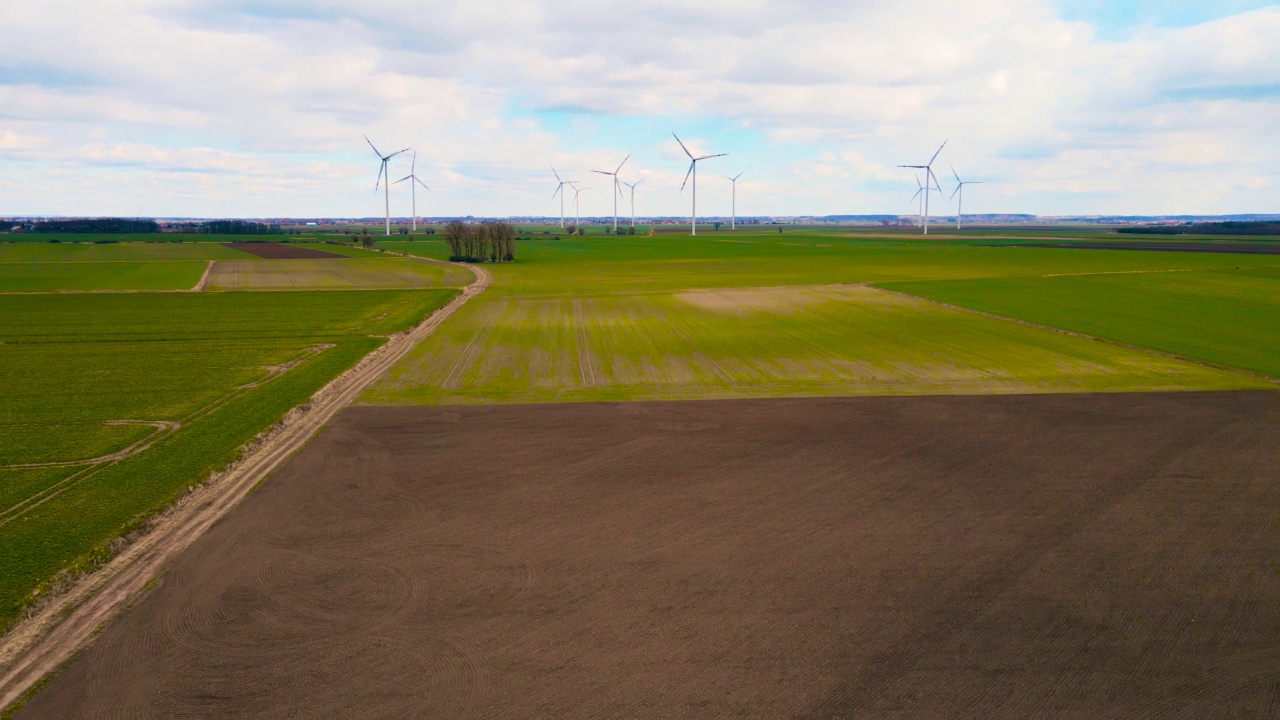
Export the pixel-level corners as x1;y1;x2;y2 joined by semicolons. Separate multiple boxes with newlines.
366;232;1278;405
0;288;457;631
206;257;473;290
887;266;1280;379
367;284;1262;405
0;261;209;292
0;241;249;262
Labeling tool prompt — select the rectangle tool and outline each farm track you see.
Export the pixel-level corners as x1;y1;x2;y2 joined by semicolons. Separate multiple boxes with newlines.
0;260;489;713
191;261;214;291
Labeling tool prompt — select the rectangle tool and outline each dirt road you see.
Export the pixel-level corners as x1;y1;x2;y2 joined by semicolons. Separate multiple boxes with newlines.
0;261;489;713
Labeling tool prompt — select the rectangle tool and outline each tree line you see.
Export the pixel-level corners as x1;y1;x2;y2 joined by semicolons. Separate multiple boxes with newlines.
187;220;284;234
28;218;160;233
444;221;516;262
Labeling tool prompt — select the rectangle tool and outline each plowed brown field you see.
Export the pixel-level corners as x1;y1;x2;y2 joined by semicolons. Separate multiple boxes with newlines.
222;242;346;259
18;392;1280;718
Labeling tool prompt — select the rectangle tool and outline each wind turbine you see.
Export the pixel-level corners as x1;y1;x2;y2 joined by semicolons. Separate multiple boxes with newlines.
591;154;629;232
909;173;929;228
551;167;579;229
365;134;410;236
621;177;645;229
572;185;589;230
724;168;748;230
898;140;947;235
673;132;727;236
392;151;430;232
949;166;983;230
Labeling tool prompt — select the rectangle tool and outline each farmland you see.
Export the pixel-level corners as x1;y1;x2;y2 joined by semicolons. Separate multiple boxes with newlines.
367;231;1279;405
206;257;473;290
20;392;1278;717
0;288;458;631
5;228;1280;717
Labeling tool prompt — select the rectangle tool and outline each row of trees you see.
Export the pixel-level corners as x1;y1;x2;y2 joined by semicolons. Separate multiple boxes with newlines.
444;221;516;262
188;220;283;234
30;218;159;233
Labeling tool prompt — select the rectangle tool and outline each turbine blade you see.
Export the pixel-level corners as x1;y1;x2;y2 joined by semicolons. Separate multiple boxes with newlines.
374;162;385;192
680;161;694;192
364;134;383;158
552;185;562;200
634;177;645;187
951;165;960;183
929;167;943;192
898;164;926;169
592;170;612;176
394;175;411;184
734;168;748;180
411;151;417;174
949;185;960;201
387;147;411;159
672;132;694;159
615;153;630;174
416;178;431;190
698;153;727;160
552;165;562;182
915;172;922;189
928;140;948;167
911;189;922;202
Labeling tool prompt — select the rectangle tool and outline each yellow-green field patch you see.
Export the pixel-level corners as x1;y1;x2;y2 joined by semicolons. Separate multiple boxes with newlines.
206;257;473;290
364;285;1264;405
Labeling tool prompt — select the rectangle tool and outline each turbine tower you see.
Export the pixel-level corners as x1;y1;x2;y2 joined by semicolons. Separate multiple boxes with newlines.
551;167;578;229
949;166;983;230
365;134;410;236
909;173;927;228
572;186;589;230
724;168;748;230
392;151;430;232
898;140;947;235
621;177;645;229
674;132;727;236
591;154;629;232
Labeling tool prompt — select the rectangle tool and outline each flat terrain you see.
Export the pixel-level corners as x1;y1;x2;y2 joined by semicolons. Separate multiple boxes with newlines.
206;257;474;290
0;289;458;630
222;242;346;259
367;284;1265;405
890;267;1280;379
20;392;1280;718
988;240;1280;254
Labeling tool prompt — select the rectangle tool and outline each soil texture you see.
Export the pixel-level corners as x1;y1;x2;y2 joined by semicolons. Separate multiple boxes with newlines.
18;392;1280;718
222;243;347;259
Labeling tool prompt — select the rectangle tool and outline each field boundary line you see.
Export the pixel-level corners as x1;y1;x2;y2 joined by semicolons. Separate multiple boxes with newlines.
572;299;596;386
0;262;491;713
191;260;215;291
876;286;1280;386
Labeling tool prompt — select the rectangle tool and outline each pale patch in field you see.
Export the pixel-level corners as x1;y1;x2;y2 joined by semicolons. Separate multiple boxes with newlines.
674;284;900;317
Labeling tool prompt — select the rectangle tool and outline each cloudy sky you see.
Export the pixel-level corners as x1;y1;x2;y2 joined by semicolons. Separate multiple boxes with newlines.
2;0;1278;219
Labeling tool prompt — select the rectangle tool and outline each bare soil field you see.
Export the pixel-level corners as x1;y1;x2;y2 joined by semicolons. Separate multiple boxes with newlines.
18;392;1280;718
221;242;346;259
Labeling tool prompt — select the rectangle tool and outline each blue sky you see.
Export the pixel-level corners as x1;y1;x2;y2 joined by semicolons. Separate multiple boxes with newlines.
1;0;1278;218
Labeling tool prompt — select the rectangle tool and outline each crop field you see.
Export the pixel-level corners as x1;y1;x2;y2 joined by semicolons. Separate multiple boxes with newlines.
0;241;250;262
0;261;210;292
206;257;474;290
367;284;1264;405
20;392;1278;717
367;231;1278;405
888;266;1280;379
0;288;457;631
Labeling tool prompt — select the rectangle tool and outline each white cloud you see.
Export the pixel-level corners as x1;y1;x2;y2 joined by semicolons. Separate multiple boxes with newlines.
0;0;1277;216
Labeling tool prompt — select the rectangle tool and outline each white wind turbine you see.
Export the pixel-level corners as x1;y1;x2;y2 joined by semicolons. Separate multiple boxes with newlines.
392;151;430;232
949;166;983;230
674;132;727;236
621;177;645;229
898;140;947;235
572;185;589;229
724;168;748;230
551;167;579;229
591;154;629;232
365;134;410;236
909;173;929;228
